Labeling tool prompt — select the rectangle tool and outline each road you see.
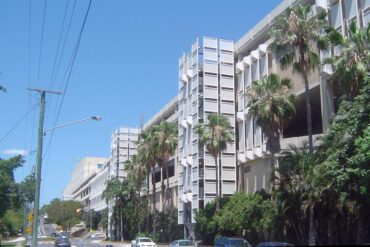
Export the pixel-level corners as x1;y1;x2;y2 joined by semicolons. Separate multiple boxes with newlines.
37;238;131;247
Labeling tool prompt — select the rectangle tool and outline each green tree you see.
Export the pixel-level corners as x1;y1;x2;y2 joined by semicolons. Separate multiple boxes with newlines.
151;121;177;210
137;129;157;233
246;73;296;169
43;199;83;231
0;155;24;219
125;154;147;234
19;173;35;205
195;114;233;212
324;22;370;98
270;4;327;154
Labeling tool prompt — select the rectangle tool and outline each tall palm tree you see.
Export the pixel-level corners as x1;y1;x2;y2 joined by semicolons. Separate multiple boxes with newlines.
124;154;146;234
102;178;127;241
246;73;297;168
195;114;233;212
151;121;178;210
324;22;370;98
270;4;327;154
137;129;157;233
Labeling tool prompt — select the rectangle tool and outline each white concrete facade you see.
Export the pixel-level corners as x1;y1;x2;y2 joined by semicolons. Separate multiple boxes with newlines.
235;0;368;194
143;96;179;213
110;127;139;179
177;37;237;238
62;157;107;201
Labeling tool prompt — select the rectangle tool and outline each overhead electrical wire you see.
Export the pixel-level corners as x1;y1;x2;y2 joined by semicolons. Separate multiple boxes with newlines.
43;0;93;159
0;105;37;144
36;0;47;85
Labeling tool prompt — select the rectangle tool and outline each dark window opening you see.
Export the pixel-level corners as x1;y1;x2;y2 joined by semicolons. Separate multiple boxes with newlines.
163;159;175;180
199;200;204;209
154;169;161;183
283;86;323;138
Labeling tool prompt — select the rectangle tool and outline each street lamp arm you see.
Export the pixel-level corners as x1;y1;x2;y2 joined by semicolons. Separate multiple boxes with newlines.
43;116;102;134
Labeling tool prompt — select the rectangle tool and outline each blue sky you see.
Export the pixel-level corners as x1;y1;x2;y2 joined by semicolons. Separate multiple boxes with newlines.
0;0;281;206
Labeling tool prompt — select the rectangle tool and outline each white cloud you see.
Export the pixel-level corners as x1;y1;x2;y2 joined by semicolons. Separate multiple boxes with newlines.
2;149;29;156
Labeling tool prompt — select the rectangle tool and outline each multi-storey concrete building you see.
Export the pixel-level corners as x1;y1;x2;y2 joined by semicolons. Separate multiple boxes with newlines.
177;37;237;238
234;0;368;194
110;127;139;179
143;96;179;213
62;157;108;202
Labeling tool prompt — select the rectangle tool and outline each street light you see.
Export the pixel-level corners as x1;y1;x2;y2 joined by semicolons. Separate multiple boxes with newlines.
31;114;102;247
43;115;102;134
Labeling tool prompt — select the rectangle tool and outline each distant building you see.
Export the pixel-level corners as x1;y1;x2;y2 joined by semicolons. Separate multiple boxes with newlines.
109;127;139;179
61;157;108;203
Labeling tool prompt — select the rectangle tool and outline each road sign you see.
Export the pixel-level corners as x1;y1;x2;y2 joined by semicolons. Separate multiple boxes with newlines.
27;213;33;223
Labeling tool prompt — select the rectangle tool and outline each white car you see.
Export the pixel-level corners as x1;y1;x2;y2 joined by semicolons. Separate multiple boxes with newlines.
131;237;157;247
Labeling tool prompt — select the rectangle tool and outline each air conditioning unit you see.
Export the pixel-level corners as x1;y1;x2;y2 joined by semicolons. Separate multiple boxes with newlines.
185;192;192;202
251;50;259;61
181;73;188;83
181;158;187;167
181;194;187;203
315;0;328;11
186;116;193;126
321;64;333;79
235;61;244;72
186;69;193;79
237;153;246;163
258;43;268;55
181;119;188;128
237;111;245;122
186;155;193;165
243;55;252;67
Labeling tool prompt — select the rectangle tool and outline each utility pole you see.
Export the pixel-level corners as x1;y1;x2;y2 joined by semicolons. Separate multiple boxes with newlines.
28;88;62;247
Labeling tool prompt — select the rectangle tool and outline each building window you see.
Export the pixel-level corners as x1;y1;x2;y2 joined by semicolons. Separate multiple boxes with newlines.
253;118;261;147
361;0;370;9
344;0;357;20
244;67;251;87
363;9;370;26
259;55;267;77
330;2;343;29
251;62;259;81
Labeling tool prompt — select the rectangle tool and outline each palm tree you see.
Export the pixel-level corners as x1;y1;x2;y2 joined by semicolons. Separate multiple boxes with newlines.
124;154;146;234
137;129;157;233
151;121;178;211
324;22;370;98
102;178;127;241
195;114;233;212
270;4;327;154
246;73;297;168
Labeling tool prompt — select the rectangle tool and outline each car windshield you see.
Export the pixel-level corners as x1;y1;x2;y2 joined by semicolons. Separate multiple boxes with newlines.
140;238;152;243
179;240;195;246
57;238;70;244
229;239;247;247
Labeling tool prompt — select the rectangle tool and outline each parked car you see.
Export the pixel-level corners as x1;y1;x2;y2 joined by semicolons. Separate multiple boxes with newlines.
256;242;294;247
169;240;196;247
54;236;71;247
214;236;252;247
131;237;157;247
51;232;59;239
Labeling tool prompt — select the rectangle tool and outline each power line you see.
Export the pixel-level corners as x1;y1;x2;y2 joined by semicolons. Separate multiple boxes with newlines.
0;105;36;144
43;0;93;159
44;0;71;138
53;0;77;89
36;0;47;84
48;0;71;90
